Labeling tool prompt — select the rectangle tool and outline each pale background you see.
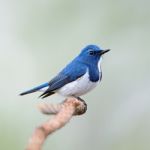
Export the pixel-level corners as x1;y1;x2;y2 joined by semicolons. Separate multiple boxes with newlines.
0;0;150;150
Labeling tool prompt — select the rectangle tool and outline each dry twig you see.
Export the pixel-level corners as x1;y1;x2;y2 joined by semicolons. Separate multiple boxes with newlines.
26;97;87;150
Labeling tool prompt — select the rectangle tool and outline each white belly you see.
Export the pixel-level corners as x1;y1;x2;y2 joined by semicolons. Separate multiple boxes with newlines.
57;71;99;97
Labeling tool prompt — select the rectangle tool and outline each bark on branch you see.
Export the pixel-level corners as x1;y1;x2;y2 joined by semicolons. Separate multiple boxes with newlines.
26;97;87;150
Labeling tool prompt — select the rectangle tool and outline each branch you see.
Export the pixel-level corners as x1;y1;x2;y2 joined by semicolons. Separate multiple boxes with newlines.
26;97;87;150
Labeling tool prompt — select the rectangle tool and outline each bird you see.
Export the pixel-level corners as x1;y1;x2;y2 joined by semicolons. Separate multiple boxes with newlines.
20;45;110;99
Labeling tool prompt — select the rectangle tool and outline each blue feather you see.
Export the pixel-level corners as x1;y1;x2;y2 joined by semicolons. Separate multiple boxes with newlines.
20;82;49;95
39;61;87;98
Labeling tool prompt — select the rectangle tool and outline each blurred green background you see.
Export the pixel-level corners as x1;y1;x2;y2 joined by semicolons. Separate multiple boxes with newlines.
0;0;150;150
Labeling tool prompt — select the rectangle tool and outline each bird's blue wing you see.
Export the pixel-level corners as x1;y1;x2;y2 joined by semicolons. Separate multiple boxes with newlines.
39;61;87;98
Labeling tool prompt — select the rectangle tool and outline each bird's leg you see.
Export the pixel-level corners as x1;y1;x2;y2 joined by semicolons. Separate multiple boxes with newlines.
76;97;83;101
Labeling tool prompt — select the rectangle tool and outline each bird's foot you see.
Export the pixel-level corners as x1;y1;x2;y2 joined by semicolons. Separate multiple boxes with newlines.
72;96;87;114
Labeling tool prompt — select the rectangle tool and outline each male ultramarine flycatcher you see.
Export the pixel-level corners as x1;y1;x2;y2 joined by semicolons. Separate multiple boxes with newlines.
20;45;110;99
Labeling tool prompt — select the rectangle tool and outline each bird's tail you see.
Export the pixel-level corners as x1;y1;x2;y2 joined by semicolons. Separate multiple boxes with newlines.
20;83;49;96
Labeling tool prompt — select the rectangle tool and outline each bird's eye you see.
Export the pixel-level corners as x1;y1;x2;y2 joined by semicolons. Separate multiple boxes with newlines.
89;51;94;55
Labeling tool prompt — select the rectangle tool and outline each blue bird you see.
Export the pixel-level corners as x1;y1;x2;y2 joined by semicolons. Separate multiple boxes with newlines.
20;45;110;99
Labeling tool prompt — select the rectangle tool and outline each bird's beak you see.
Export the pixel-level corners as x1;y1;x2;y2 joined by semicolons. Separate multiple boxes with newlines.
100;49;110;55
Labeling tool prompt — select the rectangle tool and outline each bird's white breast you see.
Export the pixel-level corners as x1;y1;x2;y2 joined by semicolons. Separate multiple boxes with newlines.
57;71;100;97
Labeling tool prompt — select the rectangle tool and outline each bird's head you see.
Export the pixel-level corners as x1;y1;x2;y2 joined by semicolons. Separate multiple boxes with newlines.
78;44;110;63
